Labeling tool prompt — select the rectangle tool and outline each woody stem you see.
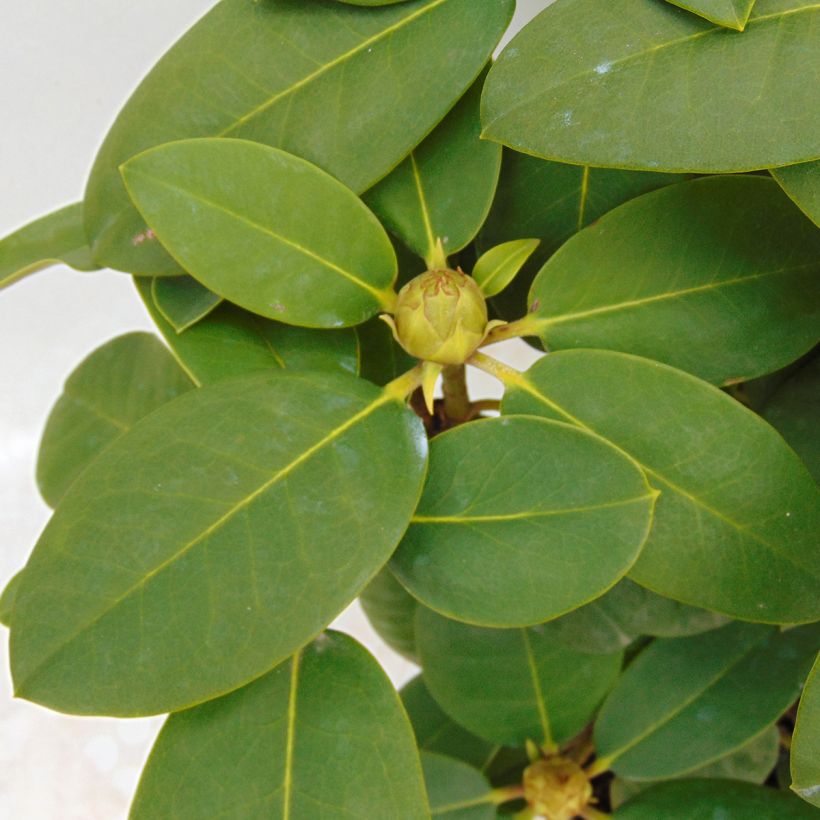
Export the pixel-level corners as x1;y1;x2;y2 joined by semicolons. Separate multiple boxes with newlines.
442;364;471;422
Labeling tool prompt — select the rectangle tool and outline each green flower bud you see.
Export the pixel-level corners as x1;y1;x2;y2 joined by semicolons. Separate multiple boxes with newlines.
386;269;490;365
523;757;593;820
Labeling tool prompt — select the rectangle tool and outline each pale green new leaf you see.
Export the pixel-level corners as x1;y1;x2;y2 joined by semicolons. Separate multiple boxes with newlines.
135;277;359;386
421;753;495;819
37;332;194;508
11;371;427;715
772;161;820;227
130;631;428;819
472;239;540;298
0;203;98;290
527;176;820;385
84;0;515;275
416;608;623;748
151;276;222;332
503;351;820;624
122;139;397;327
364;74;501;264
482;0;820;173
392;417;656;627
594;622;820;779
791;653;820;806
359;567;419;662
666;0;757;29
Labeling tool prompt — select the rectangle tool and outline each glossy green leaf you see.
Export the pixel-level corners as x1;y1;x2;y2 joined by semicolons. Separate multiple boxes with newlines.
356;315;417;386
364;74;501;263
421;752;494;819
503;350;820;623
0;203;98;290
614;779;818;818
135;277;359;386
791;653;820;806
359;566;419;661
11;371;427;715
36;332;194;508
335;0;411;5
131;631;428;819
151;276;222;332
666;0;757;29
392;416;656;627
472;239;540;298
401;676;499;772
483;0;820;173
772;161;820;226
478;154;682;319
540;596;637;655
594;622;820;779
0;570;23;628
84;0;515;275
527;176;820;385
416;608;622;747
122;139;397;327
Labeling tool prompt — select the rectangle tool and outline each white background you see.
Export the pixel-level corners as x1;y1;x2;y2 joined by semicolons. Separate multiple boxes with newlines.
0;1;550;816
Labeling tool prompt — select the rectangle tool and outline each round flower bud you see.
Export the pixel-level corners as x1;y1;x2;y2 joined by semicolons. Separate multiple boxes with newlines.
523;757;593;820
390;269;489;365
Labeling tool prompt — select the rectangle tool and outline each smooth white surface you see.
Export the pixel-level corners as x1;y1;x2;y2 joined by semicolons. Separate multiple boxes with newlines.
0;1;549;816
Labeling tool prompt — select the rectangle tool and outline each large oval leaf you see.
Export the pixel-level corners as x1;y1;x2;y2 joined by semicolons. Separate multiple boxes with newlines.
594;622;820;779
482;0;820;173
36;332;193;507
11;371;427;715
421;752;495;819
84;0;514;275
416;608;622;748
359;567;419;661
502;350;820;623
131;631;428;818
666;0;756;29
122;139;397;327
791;653;820;807
134;277;359;385
527;176;820;385
392;416;656;626
0;203;98;290
364;73;501;264
772;161;820;227
151;276;222;333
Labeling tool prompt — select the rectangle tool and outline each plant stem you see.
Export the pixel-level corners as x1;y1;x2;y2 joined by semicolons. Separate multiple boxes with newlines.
384;364;425;402
482;314;544;346
467;352;527;387
490;783;526;805
471;399;501;414
442;364;471;422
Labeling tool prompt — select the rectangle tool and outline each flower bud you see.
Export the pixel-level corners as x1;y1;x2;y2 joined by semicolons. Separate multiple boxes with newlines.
387;269;489;365
523;757;592;820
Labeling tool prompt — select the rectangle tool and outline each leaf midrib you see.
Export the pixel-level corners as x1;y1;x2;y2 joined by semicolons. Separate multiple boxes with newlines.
520;628;553;748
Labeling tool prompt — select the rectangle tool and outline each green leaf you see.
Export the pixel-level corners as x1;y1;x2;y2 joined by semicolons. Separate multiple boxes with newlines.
416;608;623;748
0;570;23;628
540;596;637;656
0;203;98;290
472;239;540;298
392;416;656;627
421;752;495;819
614;779;818;818
772;161;820;227
36;332;194;508
151;276;222;333
527;176;820;385
478;154;683;319
334;0;413;5
359;566;419;662
401;675;499;772
134;277;359;386
594;622;820;779
791;653;820;806
84;0;515;275
364;73;501;264
122;139;397;327
482;0;820;173
665;0;756;29
355;315;417;386
11;370;427;715
502;350;820;623
130;631;428;819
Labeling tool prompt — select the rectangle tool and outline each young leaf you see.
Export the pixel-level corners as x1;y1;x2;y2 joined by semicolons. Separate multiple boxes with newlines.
472;238;540;298
594;622;820;779
791;653;820;807
36;332;194;508
364;73;501;265
415;608;623;748
772;161;820;227
614;779;818;818
359;567;419;662
0;570;23;628
135;277;359;386
0;203;98;290
392;416;656;627
130;631;429;819
11;371;427;715
665;0;756;30
84;0;515;275
482;0;820;173
151;276;222;333
122;139;398;327
527;176;820;385
421;752;495;819
503;350;820;624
